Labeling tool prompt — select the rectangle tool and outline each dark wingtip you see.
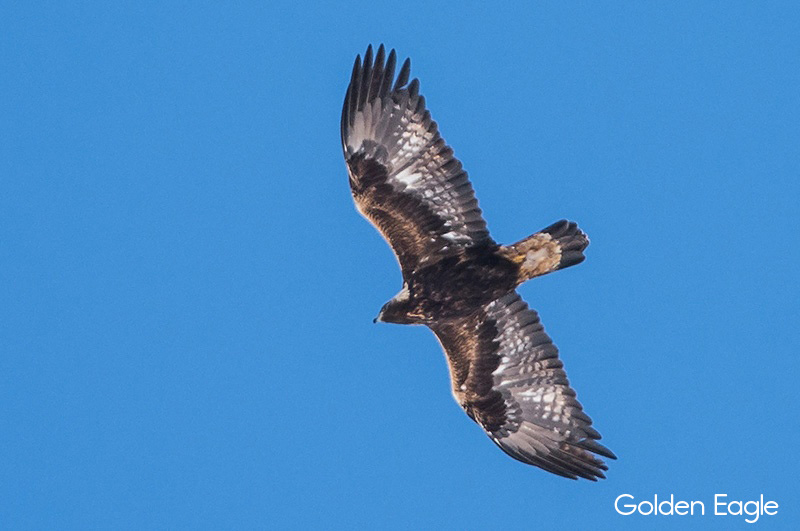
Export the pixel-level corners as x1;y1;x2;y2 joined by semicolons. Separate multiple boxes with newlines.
386;49;397;72
383;49;397;96
374;45;385;75
395;58;411;90
580;438;617;460
408;78;420;99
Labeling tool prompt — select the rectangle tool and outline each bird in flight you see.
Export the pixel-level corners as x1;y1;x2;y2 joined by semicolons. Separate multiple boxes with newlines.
340;45;615;480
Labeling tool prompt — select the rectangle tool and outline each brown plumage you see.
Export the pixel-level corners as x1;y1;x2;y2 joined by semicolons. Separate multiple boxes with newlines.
341;45;615;480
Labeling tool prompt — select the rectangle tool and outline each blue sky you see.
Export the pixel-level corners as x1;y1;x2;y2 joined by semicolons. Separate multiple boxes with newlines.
2;1;799;529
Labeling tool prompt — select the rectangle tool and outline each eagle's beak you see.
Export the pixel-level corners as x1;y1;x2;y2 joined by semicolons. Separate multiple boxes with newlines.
373;308;384;323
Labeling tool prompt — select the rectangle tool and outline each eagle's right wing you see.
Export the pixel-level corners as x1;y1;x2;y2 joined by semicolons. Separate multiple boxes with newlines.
430;291;615;480
341;45;493;277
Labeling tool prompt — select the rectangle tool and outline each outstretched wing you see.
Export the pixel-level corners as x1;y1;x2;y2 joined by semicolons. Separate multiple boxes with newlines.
341;45;493;277
430;291;615;480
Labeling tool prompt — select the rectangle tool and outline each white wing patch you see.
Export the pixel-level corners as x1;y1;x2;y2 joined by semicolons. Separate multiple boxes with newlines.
441;230;470;242
393;167;423;189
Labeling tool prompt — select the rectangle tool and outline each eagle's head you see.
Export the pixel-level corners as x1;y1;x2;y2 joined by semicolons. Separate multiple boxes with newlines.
374;283;427;325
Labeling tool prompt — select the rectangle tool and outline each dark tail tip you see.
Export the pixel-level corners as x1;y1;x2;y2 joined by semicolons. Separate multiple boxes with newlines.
559;251;586;269
540;219;589;270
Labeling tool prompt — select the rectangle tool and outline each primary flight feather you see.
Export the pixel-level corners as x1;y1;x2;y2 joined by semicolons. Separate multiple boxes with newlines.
341;45;615;480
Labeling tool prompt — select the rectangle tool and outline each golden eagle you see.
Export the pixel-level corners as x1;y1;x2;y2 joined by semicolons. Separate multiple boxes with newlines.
341;45;615;480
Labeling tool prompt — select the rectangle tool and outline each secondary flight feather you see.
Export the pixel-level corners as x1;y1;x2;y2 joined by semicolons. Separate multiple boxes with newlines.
341;45;615;480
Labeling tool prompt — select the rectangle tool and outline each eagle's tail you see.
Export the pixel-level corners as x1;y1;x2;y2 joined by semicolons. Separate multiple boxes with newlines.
499;220;589;284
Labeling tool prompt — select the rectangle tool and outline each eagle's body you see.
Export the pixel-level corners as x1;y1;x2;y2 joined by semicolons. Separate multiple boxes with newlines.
379;242;516;324
341;45;615;480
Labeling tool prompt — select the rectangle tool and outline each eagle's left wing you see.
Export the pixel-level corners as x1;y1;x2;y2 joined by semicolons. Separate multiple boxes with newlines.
430;291;615;480
341;45;493;277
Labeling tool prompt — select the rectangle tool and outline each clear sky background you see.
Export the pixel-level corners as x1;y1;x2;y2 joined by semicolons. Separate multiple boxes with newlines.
2;1;799;529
